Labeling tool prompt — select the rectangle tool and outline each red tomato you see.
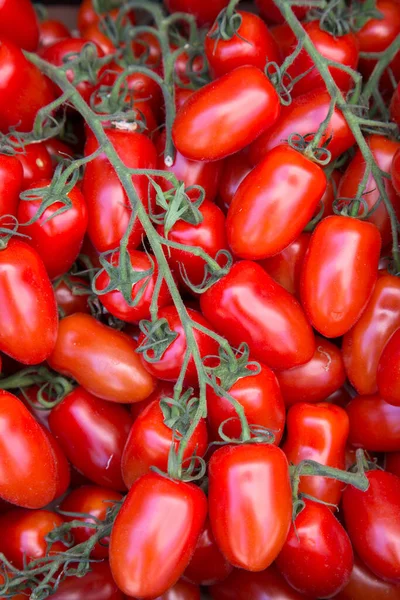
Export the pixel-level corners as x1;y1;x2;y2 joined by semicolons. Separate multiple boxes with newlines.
48;561;125;600
17;385;51;429
319;169;341;218
0;0;39;50
53;275;91;317
138;305;218;385
248;90;354;167
171;44;205;87
130;381;175;421
270;23;296;60
172;66;281;161
17;141;53;189
164;0;230;25
386;451;400;477
132;32;162;69
336;553;400;600
377;327;400;406
175;87;194;111
276;336;346;407
150;580;200;600
0;154;23;217
218;150;253;212
300;216;381;338
49;386;132;490
276;501;353;598
60;485;123;558
347;394;400;452
342;273;400;395
227;145;326;259
206;362;285;443
392;147;400;196
184;519;233;586
200;261;316;370
121;399;208;487
48;313;156;403
109;472;207;598
259;233;310;298
83;129;157;253
208;444;292;571
256;0;310;24
343;469;400;583
82;22;116;56
283;402;349;506
39;19;71;48
205;11;279;78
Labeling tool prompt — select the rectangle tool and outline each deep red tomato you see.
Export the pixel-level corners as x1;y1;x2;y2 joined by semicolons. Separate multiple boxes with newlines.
48;313;156;403
172;65;281;161
17;385;51;429
53;275;91;317
82;22;117;56
259;233;310;298
200;261;316;370
205;11;279;78
377;327;400;406
0;239;58;364
132;32;162;69
41;426;71;499
208;443;292;571
83;129;157;253
17;141;53;189
342;273;400;395
276;336;346;407
386;451;400;477
0;0;39;50
283;402;349;506
138;305;218;385
227;145;326;259
49;386;132;490
164;0;230;25
300;216;381;338
121;399;208;487
276;500;353;598
248;90;354;167
109;472;207;598
43;137;74;167
391;147;400;195
184;519;233;586
336;553;400;600
49;561;124;600
39;19;71;48
175;87;194;111
391;83;400;127
347;394;400;452
343;469;400;583
130;381;175;421
150;579;200;600
270;23;296;60
0;154;23;217
255;0;310;24
319;169;341;218
206;362;285;443
171;44;205;86
218;150;253;212
60;485;123;558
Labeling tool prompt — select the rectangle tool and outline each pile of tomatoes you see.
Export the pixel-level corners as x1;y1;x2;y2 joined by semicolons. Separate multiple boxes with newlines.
0;0;400;598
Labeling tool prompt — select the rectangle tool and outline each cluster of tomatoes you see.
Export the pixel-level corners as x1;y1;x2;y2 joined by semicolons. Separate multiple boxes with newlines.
0;0;400;599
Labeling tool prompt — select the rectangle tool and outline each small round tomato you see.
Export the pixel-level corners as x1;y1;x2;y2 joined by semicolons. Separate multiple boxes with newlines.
377;328;400;406
218;150;253;212
164;0;230;26
259;233;310;298
256;0;310;24
17;141;53;189
0;0;39;51
343;469;400;583
48;561;124;600
109;472;207;598
53;275;91;317
0;154;23;217
209;444;292;571
336;554;400;600
347;394;400;452
172;66;281;161
300;216;381;338
39;19;71;48
184;519;233;586
391;146;400;195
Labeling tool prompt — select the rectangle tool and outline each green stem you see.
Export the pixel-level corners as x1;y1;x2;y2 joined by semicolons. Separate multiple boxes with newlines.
362;35;400;101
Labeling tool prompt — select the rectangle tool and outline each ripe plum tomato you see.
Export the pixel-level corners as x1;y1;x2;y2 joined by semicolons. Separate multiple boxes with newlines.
49;386;132;490
164;0;230;26
17;142;53;189
0;0;39;50
259;233;310;298
109;472;207;598
377;328;400;406
48;561;124;600
83;129;157;253
151;580;200;600
130;381;175;421
0;239;58;364
208;444;292;571
391;146;400;195
300;216;381;338
283;402;349;506
205;11;279;78
200;261;315;370
218;150;253;212
347;394;400;452
276;501;353;598
60;486;123;558
184;519;233;586
0;154;23;217
121;399;208;487
227;145;327;259
39;19;71;48
276;336;346;407
48;313;156;403
343;469;400;583
53;275;91;317
336;554;400;600
172;66;281;161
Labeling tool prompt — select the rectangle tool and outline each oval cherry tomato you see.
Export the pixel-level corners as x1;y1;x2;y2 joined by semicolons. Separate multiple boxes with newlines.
347;394;400;452
377;327;400;406
200;261;315;370
259;233;310;298
343;469;400;583
53;275;91;317
218;150;253;212
17;141;53;189
336;553;400;600
0;154;23;217
39;19;71;48
255;0;310;25
276;500;353;598
184;519;233;586
283;402;349;506
391;146;400;195
109;472;207;598
49;386;132;490
172;66;281;161
49;561;124;600
227;145;326;259
164;0;230;26
208;443;292;571
300;216;381;338
0;0;39;51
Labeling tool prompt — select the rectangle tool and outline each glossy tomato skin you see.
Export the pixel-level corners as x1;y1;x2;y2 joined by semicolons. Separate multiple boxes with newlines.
152;579;200;600
343;470;400;583
248;90;354;167
0;0;39;50
0;239;58;364
0;154;23;217
335;553;400;600
172;66;281;161
391;147;400;195
206;362;285;443
184;519;233;586
49;561;124;600
227;145;326;259
48;313;155;403
259;233;310;298
200;261;316;370
347;394;400;452
218;150;252;212
109;472;207;598
209;444;292;571
17;141;53;189
130;381;175;421
377;328;400;406
342;273;400;395
121;399;208;487
205;11;279;78
39;19;71;48
300;216;381;338
49;386;132;490
276;336;346;407
276;501;353;598
256;0;310;24
283;402;349;506
53;275;91;317
164;0;229;25
83;129;157;253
